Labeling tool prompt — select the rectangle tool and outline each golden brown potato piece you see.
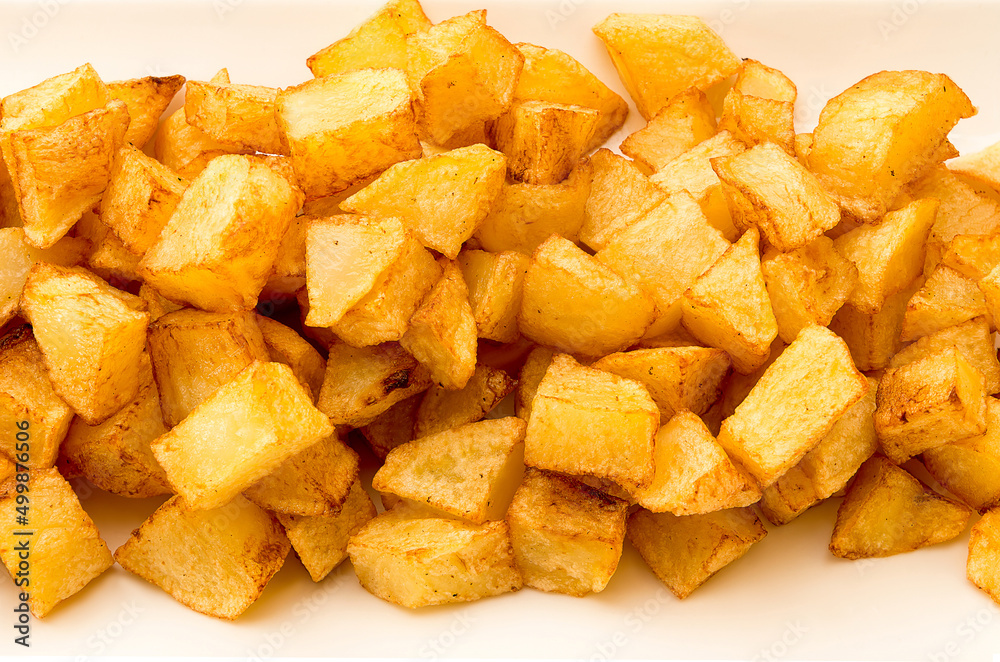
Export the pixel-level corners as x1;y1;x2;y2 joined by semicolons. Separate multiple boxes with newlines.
115;494;289;619
0;227;88;329
0;468;114;617
967;508;1000;605
506;468;628;596
901;265;988;342
276;68;421;199
632;412;760;515
829;281;917;372
359;393;421;459
525;353;658;490
317;341;432;427
100;144;188;255
415;364;515;438
516;345;553;423
718;324;868;486
512;42;628;151
620;88;717;173
151;362;334;510
580;148;665;251
890;317;1000;395
806;71;974;222
1;63;107;133
139;155;301;312
718;59;796;154
341;144;506;259
457;249;530;343
830;455;971;559
406;10;524;148
520;235;656;358
592;14;740;120
924;397;1000;513
108;74;185;148
74;210;142;284
21;263;147;425
493;100;599;185
347;508;522;608
628;506;766;599
942;233;1000;281
254;315;325;399
154;103;245;179
276;480;377;582
184;78;286;155
57;355;171;498
139;283;183;322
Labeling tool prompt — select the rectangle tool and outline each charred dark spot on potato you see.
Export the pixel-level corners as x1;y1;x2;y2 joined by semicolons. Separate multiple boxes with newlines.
382;369;412;393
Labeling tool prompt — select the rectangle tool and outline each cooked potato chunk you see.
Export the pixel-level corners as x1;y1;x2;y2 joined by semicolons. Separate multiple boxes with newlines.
942;232;1000;281
718;59;796;154
829;455;971;559
967;508;1000;605
580;148;665;251
924;397;1000;513
620;88;716;173
359;393;421;459
901;265;988;343
107;74;185;148
254;315;325;399
415;364;515;438
75;211;142;284
1;63;107;133
516;345;553;422
184;78;285;155
0;228;88;329
890;317;1000;394
457;250;530;343
829;282;916;372
493;101;599;185
154;105;244;179
115;494;289;619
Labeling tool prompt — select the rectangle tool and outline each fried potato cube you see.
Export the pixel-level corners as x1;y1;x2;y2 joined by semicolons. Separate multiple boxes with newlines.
0;326;74;468
341;144;506;258
458;249;530;343
875;347;987;464
243;433;358;517
99;144;188;255
317;341;432;427
762;237;858;343
506;468;628;596
139;155;301;312
942;233;1000;281
415;365;516;438
347;509;522;608
718;59;796;154
580;149;665;251
57;355;171;498
924;397;1000;513
806;71;975;222
520;235;656;358
967;508;1000;605
307;0;430;77
115;494;289;619
513;42;628;151
154;101;245;180
592;14;739;121
0;228;88;328
516;345;553;422
890;317;1000;394
633;412;760;515
493;101;599;185
901;265;988;342
760;376;879;525
151;362;334;509
829;455;971;559
0;468;113;617
276;480;377;582
718;338;785;420
359;393;421;459
21;263;147;425
276;68;421;199
108;74;185;148
147;309;270;427
406;10;524;148
628;506;766;599
979;262;1000;325
592;346;730;421
712;142;840;252
374;417;525;523
829;282;916;372
476;162;592;256
620;88;717;173
1;63;107;133
184;78;285;155
681;228;778;373
525;353;658;490
74;211;142;284
718;324;869;486
254;315;325;399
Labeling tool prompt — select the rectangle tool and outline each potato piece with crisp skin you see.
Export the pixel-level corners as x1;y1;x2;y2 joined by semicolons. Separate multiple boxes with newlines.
621;88;716;173
415;364;515;438
924;397;1000;513
254;315;325;400
968;509;1000;605
516;345;553;423
493;100;599;185
580;149;665;251
359;394;421;460
901;265;988;342
829;281;917;372
942;233;1000;281
108;74;185;148
890;317;1000;395
0;227;89;329
458;250;530;344
718;59;796;155
115;494;289;619
184;78;286;155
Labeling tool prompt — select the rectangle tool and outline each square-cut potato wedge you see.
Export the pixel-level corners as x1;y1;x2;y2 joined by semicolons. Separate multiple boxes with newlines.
762;236;858;343
580;148;665;251
829;455;971;559
341;144;506;259
276;68;421;199
0;228;88;329
154;105;245;180
493;100;599;185
74;211;142;284
829;281;917;372
718;338;785;420
632;411;760;515
415;364;515;438
525;353;658;490
520;235;656;358
374;417;525;523
924;397;1000;513
1;63;107;134
0;468;114;617
760;375;878;525
875;347;987;464
347;508;522;608
254;315;325;399
942;233;1000;281
901;265;988;342
100;144;188;255
318;341;432;427
21;263;147;425
151;362;334;510
806;71;974;223
184;78;286;155
57;354;171;498
516;345;553;423
592;14;739;121
359;393;421;459
406;10;524;148
949;139;1000;194
107;74;185;148
621;88;717;173
627;506;766;599
0;326;74;469
967;508;1000;605
276;480;377;582
718;324;868;486
457;249;530;343
115;494;289;619
147;309;270;427
890;317;1000;394
718;59;796;154
506;468;628;596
